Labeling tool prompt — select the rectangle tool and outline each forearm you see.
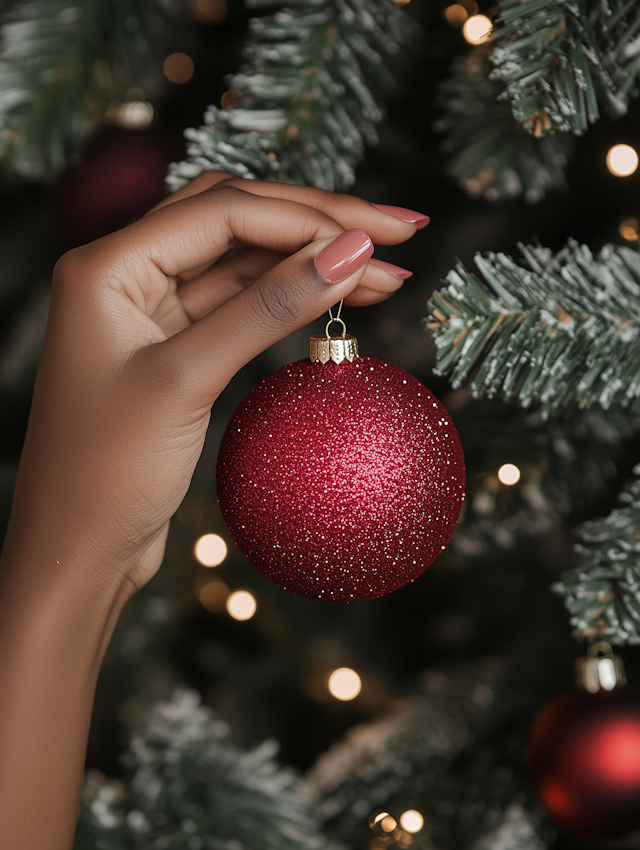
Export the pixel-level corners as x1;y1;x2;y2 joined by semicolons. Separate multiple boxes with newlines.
0;521;130;850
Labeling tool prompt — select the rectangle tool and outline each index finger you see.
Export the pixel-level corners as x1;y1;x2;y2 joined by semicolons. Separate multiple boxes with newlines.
82;184;347;290
151;170;429;246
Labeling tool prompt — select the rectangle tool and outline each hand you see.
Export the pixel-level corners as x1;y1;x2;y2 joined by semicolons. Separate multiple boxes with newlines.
6;172;428;598
0;172;428;850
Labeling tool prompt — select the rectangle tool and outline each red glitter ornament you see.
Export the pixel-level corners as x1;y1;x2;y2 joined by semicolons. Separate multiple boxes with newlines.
528;643;640;838
216;326;465;602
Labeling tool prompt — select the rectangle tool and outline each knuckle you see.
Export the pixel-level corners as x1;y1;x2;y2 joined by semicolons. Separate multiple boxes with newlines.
52;245;96;296
249;274;299;326
187;169;234;192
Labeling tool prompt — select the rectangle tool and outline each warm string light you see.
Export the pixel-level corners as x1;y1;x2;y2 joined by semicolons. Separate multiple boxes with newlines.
163;52;195;84
607;144;639;177
197;579;229;613
498;463;521;486
462;14;492;44
191;0;227;23
194;533;227;566
221;89;243;110
226;590;257;621
369;809;424;848
620;219;640;241
328;667;361;700
399;811;424;833
443;0;478;27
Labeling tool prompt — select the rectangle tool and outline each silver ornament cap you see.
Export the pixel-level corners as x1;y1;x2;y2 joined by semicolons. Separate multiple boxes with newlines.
575;641;627;693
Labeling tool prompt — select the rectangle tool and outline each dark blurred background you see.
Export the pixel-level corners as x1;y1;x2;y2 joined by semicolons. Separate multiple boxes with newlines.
1;2;640;848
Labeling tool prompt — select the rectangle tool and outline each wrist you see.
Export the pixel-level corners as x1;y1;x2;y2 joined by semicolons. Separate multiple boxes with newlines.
0;512;134;667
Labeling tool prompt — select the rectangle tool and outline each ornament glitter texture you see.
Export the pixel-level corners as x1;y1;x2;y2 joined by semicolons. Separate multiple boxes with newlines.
528;643;640;838
217;325;465;602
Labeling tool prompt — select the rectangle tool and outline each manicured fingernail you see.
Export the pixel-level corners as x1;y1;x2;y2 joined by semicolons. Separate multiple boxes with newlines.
369;258;413;280
372;204;430;229
315;229;374;284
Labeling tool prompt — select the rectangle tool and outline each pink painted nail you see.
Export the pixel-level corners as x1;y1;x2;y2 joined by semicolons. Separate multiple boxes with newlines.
369;258;413;279
372;204;430;229
315;229;374;284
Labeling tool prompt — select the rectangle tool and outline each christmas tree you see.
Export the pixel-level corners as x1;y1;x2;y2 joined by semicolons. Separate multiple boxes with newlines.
2;0;640;848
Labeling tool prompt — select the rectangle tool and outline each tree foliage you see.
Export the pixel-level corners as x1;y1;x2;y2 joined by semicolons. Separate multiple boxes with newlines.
167;0;414;193
427;239;640;413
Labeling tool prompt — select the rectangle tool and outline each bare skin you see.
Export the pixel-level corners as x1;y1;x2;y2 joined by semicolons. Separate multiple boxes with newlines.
0;171;425;849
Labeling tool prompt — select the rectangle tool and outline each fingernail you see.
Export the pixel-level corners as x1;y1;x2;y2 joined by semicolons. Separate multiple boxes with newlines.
369;258;413;280
315;229;374;284
372;204;430;229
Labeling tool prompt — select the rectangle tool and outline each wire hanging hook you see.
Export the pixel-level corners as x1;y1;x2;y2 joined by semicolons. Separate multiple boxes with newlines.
325;299;346;339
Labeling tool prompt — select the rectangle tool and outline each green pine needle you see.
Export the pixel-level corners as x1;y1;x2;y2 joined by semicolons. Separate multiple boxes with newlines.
491;0;640;137
427;239;640;413
0;0;162;177
554;465;640;645
451;402;638;556
167;0;415;193
74;689;332;850
435;48;573;203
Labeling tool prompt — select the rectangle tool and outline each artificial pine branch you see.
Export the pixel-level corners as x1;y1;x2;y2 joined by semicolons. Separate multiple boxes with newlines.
166;0;414;193
74;689;331;850
435;48;572;203
491;0;640;137
553;465;640;645
0;0;162;177
451;402;638;556
427;239;640;413
308;660;547;850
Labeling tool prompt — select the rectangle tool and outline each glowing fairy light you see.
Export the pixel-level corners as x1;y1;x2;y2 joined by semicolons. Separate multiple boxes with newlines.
498;463;521;486
462;14;492;44
226;590;257;621
620;219;639;241
370;812;397;833
399;811;424;833
328;667;361;700
444;4;468;26
163;52;195;84
607;145;638;177
194;534;227;566
197;579;229;613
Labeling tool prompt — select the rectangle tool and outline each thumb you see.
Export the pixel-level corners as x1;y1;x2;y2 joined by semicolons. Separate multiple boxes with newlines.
147;228;373;406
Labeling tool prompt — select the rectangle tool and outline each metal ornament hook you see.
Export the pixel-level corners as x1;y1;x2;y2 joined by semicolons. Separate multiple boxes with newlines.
326;300;345;338
325;316;347;339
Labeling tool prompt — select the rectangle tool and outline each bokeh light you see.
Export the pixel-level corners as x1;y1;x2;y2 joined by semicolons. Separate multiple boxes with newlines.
194;533;227;566
370;812;397;832
163;53;195;84
399;810;424;833
192;0;227;23
118;101;154;128
607;144;639;177
221;89;244;109
328;667;361;700
620;218;639;241
198;579;229;613
498;463;521;486
462;14;492;44
226;590;257;621
444;4;468;26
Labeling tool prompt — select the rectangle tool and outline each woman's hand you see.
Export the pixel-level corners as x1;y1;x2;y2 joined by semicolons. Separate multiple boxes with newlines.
6;171;427;598
0;172;427;850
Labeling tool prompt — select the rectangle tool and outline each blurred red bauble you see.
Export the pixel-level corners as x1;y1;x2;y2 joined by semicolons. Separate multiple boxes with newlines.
216;346;465;603
529;682;640;837
51;126;185;248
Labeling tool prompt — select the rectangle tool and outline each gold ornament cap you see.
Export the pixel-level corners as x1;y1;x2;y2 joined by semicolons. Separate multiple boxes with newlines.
309;313;359;365
575;641;627;693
